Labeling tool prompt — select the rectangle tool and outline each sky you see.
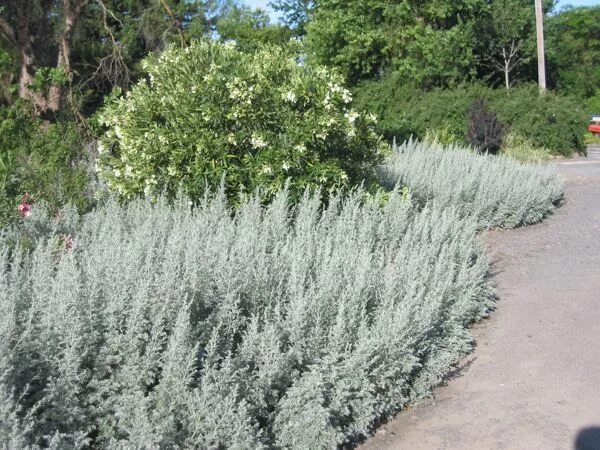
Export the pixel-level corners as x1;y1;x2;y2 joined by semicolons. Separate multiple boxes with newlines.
245;0;600;22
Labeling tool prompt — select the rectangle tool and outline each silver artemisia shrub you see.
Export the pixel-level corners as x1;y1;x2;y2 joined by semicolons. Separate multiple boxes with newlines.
380;139;564;229
0;187;492;448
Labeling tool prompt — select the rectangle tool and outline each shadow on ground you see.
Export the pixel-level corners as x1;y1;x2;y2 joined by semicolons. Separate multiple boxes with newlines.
575;427;600;450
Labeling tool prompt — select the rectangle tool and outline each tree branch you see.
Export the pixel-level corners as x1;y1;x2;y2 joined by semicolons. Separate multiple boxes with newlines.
158;0;186;48
84;0;131;89
0;16;16;45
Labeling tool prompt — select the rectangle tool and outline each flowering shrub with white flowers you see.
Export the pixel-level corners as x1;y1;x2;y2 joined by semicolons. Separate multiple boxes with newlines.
98;40;384;201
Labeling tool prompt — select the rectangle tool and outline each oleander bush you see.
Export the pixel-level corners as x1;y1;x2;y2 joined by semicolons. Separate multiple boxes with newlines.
0;187;492;448
97;40;384;203
379;140;564;229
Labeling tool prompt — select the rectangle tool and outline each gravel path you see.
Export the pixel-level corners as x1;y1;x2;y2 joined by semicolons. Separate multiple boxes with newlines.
362;147;600;450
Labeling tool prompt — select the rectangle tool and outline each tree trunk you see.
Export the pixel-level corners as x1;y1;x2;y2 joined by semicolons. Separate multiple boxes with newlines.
10;0;84;114
16;6;54;113
47;0;80;111
502;48;510;91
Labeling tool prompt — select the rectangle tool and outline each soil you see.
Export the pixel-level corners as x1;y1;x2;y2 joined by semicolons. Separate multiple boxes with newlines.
361;146;600;450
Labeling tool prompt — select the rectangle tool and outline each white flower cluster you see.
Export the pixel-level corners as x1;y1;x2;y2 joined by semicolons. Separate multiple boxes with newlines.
251;133;268;149
282;91;297;104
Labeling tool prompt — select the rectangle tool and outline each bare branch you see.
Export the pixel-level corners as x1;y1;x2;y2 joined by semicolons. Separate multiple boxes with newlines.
84;0;132;89
158;0;186;48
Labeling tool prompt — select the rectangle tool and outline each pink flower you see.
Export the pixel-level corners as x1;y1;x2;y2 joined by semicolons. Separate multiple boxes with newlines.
18;193;34;218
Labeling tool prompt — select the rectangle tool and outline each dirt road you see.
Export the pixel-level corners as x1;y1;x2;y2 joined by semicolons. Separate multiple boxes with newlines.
363;147;600;450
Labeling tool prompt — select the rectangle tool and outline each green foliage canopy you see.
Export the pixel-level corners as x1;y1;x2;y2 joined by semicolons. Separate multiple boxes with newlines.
547;6;600;98
304;0;486;86
0;104;93;227
216;6;293;51
354;81;586;156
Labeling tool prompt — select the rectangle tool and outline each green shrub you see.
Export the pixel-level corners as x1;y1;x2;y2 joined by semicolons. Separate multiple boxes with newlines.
354;80;587;156
0;105;95;227
353;80;479;144
587;90;600;115
491;85;586;157
0;188;492;448
380;140;564;229
98;40;384;203
584;132;600;146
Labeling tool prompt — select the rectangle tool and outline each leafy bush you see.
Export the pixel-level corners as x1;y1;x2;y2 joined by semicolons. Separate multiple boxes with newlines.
467;98;505;154
491;85;586;157
379;140;564;229
0;188;492;448
98;40;384;203
0;105;95;227
353;81;478;144
587;90;600;115
354;81;587;156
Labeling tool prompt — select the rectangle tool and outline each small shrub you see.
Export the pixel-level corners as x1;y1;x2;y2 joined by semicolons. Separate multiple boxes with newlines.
380;139;563;229
0;188;492;448
98;40;384;203
584;132;600;146
423;126;463;146
0;104;95;227
467;98;505;154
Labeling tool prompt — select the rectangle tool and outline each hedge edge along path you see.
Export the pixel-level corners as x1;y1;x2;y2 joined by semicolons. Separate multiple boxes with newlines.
1;188;492;449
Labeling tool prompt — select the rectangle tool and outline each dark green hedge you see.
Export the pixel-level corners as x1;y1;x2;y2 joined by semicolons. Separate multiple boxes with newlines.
354;78;587;156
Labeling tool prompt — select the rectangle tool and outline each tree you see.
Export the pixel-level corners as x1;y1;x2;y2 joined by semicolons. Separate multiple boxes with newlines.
268;0;313;35
546;6;600;97
481;0;535;91
216;6;292;51
304;0;486;86
0;0;230;115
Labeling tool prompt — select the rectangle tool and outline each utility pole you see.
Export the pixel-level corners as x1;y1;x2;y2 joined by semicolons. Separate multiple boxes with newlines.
535;0;546;94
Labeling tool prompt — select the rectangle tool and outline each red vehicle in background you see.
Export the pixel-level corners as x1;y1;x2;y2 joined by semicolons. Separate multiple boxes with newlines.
589;115;600;136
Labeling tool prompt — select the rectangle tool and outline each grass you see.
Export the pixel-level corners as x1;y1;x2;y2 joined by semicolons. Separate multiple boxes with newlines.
500;132;551;162
584;132;600;146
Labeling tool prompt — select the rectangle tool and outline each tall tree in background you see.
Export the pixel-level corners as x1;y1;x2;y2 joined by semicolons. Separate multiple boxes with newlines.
216;5;292;51
546;6;600;97
0;0;231;115
268;0;312;35
304;0;486;87
481;0;535;91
